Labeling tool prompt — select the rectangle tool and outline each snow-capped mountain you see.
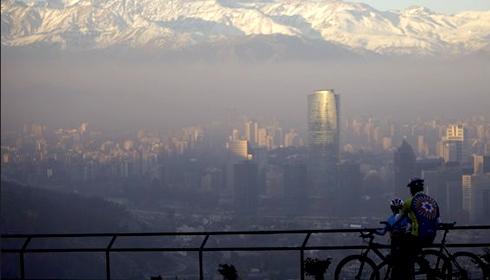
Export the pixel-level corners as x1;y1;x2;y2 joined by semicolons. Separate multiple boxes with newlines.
2;0;489;56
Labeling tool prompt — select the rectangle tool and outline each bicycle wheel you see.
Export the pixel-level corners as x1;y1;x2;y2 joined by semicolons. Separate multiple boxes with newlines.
375;255;446;280
418;249;452;280
375;259;392;280
335;255;380;280
452;251;489;280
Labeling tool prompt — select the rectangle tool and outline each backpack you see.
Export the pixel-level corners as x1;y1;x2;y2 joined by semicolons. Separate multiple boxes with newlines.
411;193;439;243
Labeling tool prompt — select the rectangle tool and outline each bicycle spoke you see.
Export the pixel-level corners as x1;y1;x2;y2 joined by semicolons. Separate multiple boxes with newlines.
335;255;379;280
453;252;486;280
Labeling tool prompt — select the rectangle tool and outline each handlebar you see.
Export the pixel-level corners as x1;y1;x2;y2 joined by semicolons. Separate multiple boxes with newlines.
359;231;374;239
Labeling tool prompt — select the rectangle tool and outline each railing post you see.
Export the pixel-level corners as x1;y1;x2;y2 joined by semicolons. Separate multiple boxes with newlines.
19;237;31;280
106;235;117;280
300;232;311;280
199;234;210;280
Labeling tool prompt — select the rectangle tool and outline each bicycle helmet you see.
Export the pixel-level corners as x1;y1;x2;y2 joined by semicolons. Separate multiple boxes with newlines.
407;177;424;188
390;198;404;208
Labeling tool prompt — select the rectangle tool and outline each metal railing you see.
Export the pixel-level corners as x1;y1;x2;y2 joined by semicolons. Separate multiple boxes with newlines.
2;225;490;280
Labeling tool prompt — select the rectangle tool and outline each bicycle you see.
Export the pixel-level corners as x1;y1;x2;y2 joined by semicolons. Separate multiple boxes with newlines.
334;229;441;280
419;222;489;280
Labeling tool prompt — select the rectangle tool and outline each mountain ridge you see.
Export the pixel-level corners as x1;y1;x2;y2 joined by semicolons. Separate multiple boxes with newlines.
2;0;489;56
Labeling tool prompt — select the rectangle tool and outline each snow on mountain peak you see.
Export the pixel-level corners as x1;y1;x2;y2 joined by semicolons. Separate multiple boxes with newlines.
1;0;489;56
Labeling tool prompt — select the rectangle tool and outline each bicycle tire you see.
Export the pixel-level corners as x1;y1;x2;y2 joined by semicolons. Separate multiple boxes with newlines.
375;254;448;280
452;251;489;280
419;249;452;280
374;259;393;280
335;255;380;280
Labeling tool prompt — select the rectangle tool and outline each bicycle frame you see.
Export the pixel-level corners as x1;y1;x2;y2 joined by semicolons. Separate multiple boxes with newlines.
434;227;471;275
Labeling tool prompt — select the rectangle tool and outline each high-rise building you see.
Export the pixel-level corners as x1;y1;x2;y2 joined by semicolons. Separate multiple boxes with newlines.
225;139;250;191
257;128;269;148
227;140;249;160
394;140;416;196
243;121;258;146
307;89;340;196
417;135;429;157
484;155;490;174
473;155;485;175
442;124;465;163
462;174;490;223
423;165;464;221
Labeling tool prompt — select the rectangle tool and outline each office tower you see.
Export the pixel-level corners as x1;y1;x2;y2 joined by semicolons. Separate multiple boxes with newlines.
462;174;490;223
227;140;249;160
234;160;259;215
283;163;307;215
417;135;429;157
442;124;465;163
484;155;490;174
307;89;340;196
226;139;250;191
243;121;257;145
423;166;464;221
257;128;268;148
474;155;485;174
394;140;416;196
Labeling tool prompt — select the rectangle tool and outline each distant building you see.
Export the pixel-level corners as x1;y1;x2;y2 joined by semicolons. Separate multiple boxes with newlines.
417;135;429;157
442;124;465;163
243;121;258;146
423;165;465;221
473;155;485;175
415;158;443;178
234;160;259;215
394;140;416;196
462;174;490;223
227;140;249;160
307;89;340;196
225;139;251;191
485;155;490;174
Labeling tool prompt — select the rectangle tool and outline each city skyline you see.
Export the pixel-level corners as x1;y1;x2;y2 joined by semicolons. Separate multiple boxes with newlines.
2;0;490;277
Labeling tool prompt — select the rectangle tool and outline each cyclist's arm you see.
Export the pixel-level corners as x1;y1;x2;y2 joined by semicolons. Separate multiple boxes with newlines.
392;199;411;228
401;198;412;215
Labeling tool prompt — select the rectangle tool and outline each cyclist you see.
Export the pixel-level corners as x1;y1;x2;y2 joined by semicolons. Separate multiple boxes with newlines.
396;177;440;279
402;177;440;245
380;198;410;279
378;198;409;236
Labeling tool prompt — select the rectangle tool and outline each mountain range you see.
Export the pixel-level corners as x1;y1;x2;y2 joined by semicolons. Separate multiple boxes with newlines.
2;0;490;56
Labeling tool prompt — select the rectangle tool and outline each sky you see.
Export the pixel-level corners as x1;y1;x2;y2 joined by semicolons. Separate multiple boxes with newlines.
356;0;490;14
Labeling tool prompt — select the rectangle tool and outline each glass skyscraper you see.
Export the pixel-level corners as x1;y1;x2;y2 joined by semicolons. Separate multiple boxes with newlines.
307;89;340;195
